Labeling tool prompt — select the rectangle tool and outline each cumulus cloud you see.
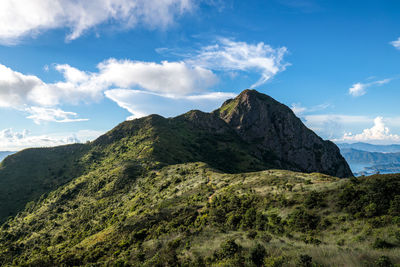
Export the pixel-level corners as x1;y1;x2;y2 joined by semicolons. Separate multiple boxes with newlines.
25;106;88;124
187;38;288;88
0;59;217;109
0;128;103;151
104;89;236;119
390;37;400;50
349;78;391;97
0;0;194;44
96;59;217;95
340;117;400;143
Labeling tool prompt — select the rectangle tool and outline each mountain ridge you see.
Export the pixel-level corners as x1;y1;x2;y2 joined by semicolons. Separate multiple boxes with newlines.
0;90;399;267
0;89;352;222
337;142;400;153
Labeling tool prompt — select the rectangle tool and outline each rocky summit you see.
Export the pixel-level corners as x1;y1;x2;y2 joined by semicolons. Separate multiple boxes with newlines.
215;89;353;177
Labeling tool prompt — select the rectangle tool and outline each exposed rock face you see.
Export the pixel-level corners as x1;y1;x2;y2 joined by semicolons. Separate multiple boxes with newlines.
214;89;353;177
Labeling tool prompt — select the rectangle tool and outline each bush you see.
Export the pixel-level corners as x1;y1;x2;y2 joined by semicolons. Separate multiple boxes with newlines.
389;196;400;216
288;207;320;231
375;256;394;267
298;254;312;267
217;238;242;259
372;238;394;249
260;233;272;243
249;244;266;267
247;230;257;239
304;191;325;209
264;256;285;267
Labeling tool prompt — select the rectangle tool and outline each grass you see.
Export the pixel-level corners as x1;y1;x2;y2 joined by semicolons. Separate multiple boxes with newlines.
0;161;398;266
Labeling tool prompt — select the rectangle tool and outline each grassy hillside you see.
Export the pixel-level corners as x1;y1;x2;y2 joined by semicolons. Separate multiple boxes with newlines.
0;144;89;222
0;112;273;223
0;159;399;266
0;91;352;225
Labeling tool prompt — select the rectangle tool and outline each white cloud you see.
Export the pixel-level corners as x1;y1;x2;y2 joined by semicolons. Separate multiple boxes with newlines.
104;89;236;119
349;78;391;97
339;117;400;144
96;59;217;95
0;0;194;44
291;103;308;116
291;102;330;116
0;59;217;109
187;38;288;88
0;128;103;151
0;38;287;121
390;37;400;50
25;106;88;124
303;114;372;140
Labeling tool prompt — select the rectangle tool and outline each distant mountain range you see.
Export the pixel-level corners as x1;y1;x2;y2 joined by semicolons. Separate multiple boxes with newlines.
338;143;400;175
337;142;400;153
0;151;15;162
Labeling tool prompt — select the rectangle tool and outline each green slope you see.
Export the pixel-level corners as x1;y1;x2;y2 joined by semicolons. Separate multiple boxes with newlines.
0;144;89;222
0;161;399;266
0;90;352;223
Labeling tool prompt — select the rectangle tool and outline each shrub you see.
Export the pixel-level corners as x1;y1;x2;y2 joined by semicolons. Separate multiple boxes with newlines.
298;254;313;267
217;238;242;259
304;191;325;209
372;238;394;249
288;207;320;231
260;233;272;243
247;230;257;239
389;196;400;216
374;256;394;267
249;244;266;267
264;256;285;267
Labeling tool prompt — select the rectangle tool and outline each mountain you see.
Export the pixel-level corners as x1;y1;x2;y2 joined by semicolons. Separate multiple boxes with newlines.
341;148;400;165
0;151;15;162
0;90;352;222
340;148;400;176
6;90;397;266
337;142;400;153
215;90;352;177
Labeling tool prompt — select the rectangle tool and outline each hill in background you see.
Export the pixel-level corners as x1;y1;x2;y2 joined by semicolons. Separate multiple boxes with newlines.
338;143;400;176
0;152;15;163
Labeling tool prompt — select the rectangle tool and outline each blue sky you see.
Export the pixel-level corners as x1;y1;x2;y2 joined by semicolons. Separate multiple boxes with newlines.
1;0;400;150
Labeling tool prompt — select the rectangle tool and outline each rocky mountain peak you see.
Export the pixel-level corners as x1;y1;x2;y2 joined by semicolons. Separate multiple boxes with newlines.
215;89;353;178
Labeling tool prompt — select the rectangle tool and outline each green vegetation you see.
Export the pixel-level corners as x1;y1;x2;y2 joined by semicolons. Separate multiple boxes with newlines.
0;144;89;222
0;158;399;266
0;92;396;266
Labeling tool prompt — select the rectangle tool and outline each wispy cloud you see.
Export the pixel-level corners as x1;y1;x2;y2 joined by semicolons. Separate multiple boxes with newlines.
291;102;331;116
348;78;391;97
187;38;289;88
104;89;236;120
0;128;103;151
0;0;195;45
25;106;88;125
390;37;400;50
